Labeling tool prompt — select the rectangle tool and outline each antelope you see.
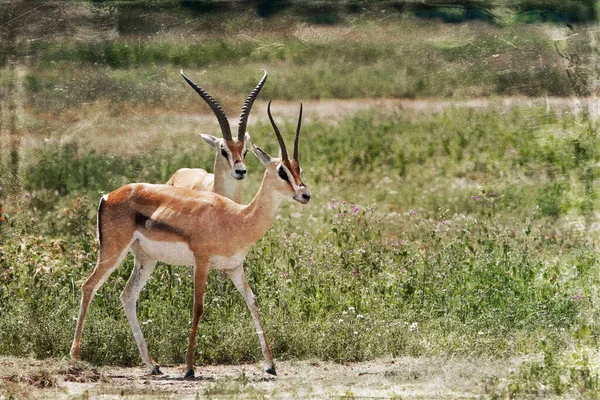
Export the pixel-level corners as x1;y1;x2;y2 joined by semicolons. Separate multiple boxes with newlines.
70;102;311;379
167;69;268;203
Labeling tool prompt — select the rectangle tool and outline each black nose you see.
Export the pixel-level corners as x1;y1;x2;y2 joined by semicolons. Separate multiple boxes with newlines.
235;169;247;175
302;193;311;200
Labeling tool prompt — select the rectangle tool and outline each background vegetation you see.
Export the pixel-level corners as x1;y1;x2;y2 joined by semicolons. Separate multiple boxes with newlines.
1;0;600;397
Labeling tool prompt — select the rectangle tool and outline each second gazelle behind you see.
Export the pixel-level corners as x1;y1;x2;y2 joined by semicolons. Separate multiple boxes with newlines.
70;102;311;379
167;69;267;203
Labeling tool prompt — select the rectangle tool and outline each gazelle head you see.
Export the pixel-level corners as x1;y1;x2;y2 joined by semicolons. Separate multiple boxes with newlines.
252;101;311;205
180;69;268;180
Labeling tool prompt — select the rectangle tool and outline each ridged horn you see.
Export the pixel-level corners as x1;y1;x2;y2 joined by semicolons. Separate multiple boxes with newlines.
267;101;288;161
238;69;268;141
180;70;232;141
293;103;302;161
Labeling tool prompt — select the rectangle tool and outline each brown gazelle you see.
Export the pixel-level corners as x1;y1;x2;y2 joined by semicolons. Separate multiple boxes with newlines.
167;69;267;203
70;102;311;379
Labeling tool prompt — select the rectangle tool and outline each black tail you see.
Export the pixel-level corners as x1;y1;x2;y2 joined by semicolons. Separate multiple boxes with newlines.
97;196;106;244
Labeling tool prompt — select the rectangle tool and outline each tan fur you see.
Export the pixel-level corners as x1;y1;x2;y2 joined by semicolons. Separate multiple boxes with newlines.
166;168;213;192
167;136;249;203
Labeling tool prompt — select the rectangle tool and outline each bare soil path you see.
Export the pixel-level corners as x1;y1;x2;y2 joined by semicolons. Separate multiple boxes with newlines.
0;356;519;399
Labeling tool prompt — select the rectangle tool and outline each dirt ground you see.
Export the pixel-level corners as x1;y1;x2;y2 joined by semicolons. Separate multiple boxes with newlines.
0;356;521;399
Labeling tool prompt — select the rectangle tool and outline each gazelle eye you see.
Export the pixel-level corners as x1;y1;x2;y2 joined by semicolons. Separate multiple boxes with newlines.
221;148;228;158
278;167;290;182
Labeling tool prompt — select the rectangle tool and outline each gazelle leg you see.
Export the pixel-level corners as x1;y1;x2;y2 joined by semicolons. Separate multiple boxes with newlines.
121;243;160;375
184;257;209;379
228;264;276;376
70;241;132;360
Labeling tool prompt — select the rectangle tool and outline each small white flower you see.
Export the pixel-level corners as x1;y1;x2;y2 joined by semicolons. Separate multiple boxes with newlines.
338;319;344;323
357;314;363;319
409;322;418;331
354;331;358;335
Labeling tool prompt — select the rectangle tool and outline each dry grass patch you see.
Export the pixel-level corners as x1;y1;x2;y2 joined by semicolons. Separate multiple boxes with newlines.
0;357;106;398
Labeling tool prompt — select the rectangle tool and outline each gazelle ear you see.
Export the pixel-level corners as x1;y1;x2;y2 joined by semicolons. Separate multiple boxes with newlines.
251;144;272;166
198;134;221;149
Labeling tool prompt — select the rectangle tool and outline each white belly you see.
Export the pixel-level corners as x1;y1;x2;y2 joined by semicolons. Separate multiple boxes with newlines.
134;232;195;266
132;233;247;269
208;252;247;270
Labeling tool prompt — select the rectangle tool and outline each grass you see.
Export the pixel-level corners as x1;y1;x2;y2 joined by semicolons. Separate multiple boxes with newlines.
16;15;592;114
2;107;600;379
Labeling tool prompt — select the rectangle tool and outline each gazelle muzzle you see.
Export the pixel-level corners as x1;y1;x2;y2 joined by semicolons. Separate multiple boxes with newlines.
232;161;247;180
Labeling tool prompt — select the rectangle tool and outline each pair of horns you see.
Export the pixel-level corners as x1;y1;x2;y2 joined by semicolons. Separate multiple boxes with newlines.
267;101;302;162
180;69;268;141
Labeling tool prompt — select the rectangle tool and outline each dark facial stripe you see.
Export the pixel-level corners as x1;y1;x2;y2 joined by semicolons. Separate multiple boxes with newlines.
278;167;290;182
281;159;303;187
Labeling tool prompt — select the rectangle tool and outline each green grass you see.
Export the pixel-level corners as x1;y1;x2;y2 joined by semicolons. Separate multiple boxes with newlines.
18;17;591;113
1;108;600;379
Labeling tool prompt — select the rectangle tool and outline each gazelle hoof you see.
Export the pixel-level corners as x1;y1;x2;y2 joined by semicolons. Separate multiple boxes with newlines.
184;369;195;379
265;367;277;376
150;366;163;375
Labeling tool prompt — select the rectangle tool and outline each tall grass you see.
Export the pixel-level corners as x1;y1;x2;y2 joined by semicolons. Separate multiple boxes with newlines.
1;107;599;374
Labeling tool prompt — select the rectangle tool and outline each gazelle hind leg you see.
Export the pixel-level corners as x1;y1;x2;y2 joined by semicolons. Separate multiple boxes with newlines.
70;240;132;360
184;256;209;379
121;242;160;375
228;264;276;376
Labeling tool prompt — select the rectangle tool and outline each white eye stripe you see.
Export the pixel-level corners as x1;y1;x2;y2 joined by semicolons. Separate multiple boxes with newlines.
279;165;301;190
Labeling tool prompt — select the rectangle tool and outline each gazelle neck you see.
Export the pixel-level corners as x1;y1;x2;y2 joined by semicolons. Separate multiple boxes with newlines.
240;169;285;243
213;155;243;203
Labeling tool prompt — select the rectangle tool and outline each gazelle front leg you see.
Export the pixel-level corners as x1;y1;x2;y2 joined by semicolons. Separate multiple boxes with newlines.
120;243;160;375
185;256;209;379
228;264;276;376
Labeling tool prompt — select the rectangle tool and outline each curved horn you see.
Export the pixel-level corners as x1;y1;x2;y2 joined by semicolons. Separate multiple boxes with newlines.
267;101;288;161
293;103;302;161
180;70;232;140
238;69;268;140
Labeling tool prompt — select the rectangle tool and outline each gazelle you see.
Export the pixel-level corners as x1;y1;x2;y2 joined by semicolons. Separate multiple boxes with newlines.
70;102;311;379
167;69;268;203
